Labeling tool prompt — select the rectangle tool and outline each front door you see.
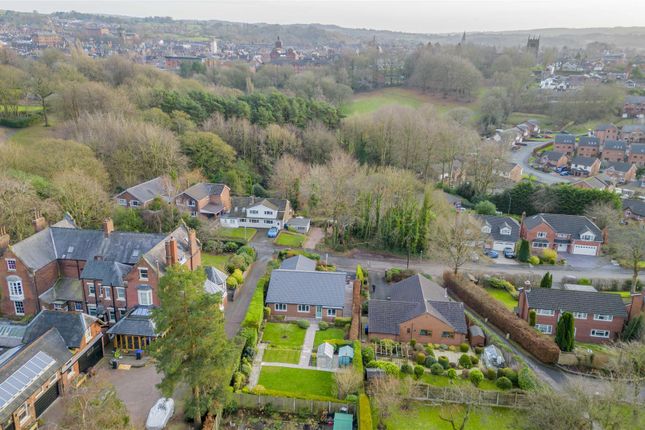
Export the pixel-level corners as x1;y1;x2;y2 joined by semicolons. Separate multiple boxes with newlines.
316;306;322;319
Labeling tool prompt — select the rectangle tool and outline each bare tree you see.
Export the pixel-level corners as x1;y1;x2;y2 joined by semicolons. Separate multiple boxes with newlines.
584;201;621;230
432;213;485;274
608;225;645;294
369;375;413;421
438;385;487;430
334;368;363;399
60;381;133;430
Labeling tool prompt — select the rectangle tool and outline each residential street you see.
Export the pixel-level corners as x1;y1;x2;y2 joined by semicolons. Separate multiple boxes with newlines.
509;140;565;184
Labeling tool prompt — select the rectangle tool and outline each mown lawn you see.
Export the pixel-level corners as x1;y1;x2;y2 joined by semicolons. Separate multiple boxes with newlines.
313;327;346;348
201;253;231;271
257;367;336;398
262;322;306;349
274;230;306;247
484;288;517;311
262;348;301;364
215;227;256;242
383;402;520;429
420;373;501;391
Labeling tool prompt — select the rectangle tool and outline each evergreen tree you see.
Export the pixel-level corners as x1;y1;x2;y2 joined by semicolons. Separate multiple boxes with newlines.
621;314;644;341
555;312;575;352
540;272;552;289
518;239;530;262
151;265;235;426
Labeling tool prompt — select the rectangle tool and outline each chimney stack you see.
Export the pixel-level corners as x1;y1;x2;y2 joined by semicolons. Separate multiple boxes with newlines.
32;210;47;233
0;227;9;251
628;292;644;321
103;218;114;238
165;237;178;267
188;229;198;255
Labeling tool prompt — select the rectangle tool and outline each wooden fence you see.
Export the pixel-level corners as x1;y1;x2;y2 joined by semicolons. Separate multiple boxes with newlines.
408;383;530;409
233;392;355;415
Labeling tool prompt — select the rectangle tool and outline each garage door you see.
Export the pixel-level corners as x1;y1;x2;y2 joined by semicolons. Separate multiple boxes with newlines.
573;245;597;255
78;341;104;373
493;242;514;252
34;382;59;417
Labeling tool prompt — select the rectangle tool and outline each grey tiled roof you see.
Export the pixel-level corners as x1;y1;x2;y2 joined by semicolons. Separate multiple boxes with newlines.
554;134;575;145
280;255;317;271
181;183;227;200
80;260;131;286
107;306;157;337
625;95;645;104
622;124;645;133
595;123;616;131
578;136;600;147
571;156;599;167
623;199;645;217
116;176;173;204
223;196;289;220
524;288;627;317
204;266;227;296
523;213;602;240
39;278;83;304
22;311;98;349
603;161;632;172
603;140;627;151
368;275;467;335
266;270;347;308
632;144;645;155
478;215;520;242
286;217;310;227
542;150;566;162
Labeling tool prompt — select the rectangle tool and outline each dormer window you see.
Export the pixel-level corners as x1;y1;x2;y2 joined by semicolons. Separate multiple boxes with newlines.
67;246;74;253
188;200;196;207
249;209;258;215
537;231;547;239
481;226;491;234
580;232;595;241
500;227;511;236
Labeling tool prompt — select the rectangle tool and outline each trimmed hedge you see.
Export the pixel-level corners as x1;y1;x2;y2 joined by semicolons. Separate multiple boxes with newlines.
353;340;364;376
242;283;264;330
444;272;560;364
359;393;373;430
278;249;320;261
0;113;41;128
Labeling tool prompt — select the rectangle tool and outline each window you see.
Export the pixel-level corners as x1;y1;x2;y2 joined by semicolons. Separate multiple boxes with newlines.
441;331;455;338
138;289;153;306
327;308;337;317
17;404;30;425
108;308;116;323
53;303;63;311
191;211;197;217
536;309;555;316
532;241;548;248
297;304;310;313
581;234;595;241
130;200;141;207
7;277;23;298
118;307;127;318
116;287;126;301
103;286;111;299
535;324;553;334
6;259;16;271
84;328;92;343
188;200;196;207
117;198;127;206
87;305;97;316
75;302;83;311
264;220;273;224
419;329;432;336
593;314;613;321
251;219;259;224
87;282;95;296
14;301;25;315
264;210;273;215
573;312;588;320
249;210;258;214
500;227;511;236
591;329;610;338
138;267;149;281
274;303;287;312
481;226;491;234
537;231;547;239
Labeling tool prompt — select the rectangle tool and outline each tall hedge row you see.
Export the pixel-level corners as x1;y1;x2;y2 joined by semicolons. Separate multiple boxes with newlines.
242;284;264;330
358;393;373;430
443;272;560;364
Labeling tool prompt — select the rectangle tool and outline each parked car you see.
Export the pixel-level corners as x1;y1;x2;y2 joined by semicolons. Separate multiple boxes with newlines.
503;247;516;259
267;227;279;238
559;170;570;176
146;398;174;430
484;249;499;259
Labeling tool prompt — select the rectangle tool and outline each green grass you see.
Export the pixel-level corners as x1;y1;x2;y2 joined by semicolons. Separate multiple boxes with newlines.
201;253;231;271
274;230;306;247
262;348;301;364
383;401;520;429
17;105;43;112
575;342;609;353
420;373;500;391
313;327;346;348
484;288;518;311
257;367;336;398
606;291;632;299
262;322;307;349
8;123;56;145
215;227;256;242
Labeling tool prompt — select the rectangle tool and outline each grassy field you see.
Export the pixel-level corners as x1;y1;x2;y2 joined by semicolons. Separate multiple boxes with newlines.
420;373;500;391
274;230;306;247
484;288;518;311
383;402;520;430
257;367;337;398
262;348;301;364
262;322;307;349
201;253;231;272
313;327;346;348
215;227;256;242
606;291;632;299
8;123;56;145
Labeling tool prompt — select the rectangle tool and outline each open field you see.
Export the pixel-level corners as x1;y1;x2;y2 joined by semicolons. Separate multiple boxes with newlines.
201;253;231;272
262;322;306;349
383;402;519;430
257;367;337;398
275;230;306;247
313;327;346;348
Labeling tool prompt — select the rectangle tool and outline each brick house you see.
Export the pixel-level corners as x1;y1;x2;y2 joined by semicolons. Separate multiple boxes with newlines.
520;213;604;255
577;136;600;158
623;199;645;223
620;125;645;144
570;156;601;177
553;134;576;156
594;123;619;144
517;288;627;343
174;183;232;220
628;143;645;166
539;150;568;168
368;275;467;345
478;215;520;251
601;140;627;162
602;161;637;183
114;176;175;208
623;95;645;118
572;176;612;191
265;256;351;322
495;162;523;183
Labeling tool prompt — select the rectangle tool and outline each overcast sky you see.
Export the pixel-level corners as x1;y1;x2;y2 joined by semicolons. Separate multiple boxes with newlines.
3;0;645;34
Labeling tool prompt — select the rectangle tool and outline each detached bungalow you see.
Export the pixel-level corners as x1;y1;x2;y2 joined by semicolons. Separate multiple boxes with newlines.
115;176;174;208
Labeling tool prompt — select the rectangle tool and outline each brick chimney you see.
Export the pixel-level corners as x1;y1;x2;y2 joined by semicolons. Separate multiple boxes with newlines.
628;291;644;321
103;218;114;238
165;237;178;267
32;210;47;233
0;227;9;251
188;228;201;269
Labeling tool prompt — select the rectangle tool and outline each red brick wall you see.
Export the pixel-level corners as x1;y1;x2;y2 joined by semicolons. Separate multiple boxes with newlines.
521;222;557;250
577;147;599;158
628;152;645;166
554;143;574;155
533;312;624;343
269;303;343;322
115;191;144;208
124;259;161;307
397;313;466;345
601;149;626;162
1;251;40;316
596;128;618;143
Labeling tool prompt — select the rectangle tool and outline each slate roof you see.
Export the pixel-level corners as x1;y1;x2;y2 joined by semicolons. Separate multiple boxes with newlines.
22;311;98;349
554;134;575;145
595;123;616;131
571;156;599;167
204;266;227;296
523;213;602;241
573;177;609;190
107;306;157;337
631;144;645;155
116;176;173;204
223;196;290;221
280;255;317;271
469;325;484;338
266;270;347;308
368;275;467;336
578;136;600;147
524;288;627;317
478;215;520;242
0;328;72;423
80;260;131;286
603;161;632;174
286;217;311;228
542;150;566;162
625;95;645;104
39;278;83;305
603;140;627;151
623;199;645;217
622;124;645;133
181;183;227;201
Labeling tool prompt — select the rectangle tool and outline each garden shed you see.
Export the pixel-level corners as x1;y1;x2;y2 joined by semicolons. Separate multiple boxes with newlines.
338;345;354;367
317;342;334;369
468;325;485;347
333;412;353;430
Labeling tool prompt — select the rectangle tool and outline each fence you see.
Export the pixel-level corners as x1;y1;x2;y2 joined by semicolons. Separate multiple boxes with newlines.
233;392;355;415
408;383;530;409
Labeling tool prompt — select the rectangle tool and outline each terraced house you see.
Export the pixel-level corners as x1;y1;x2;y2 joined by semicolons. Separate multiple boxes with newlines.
520;213;604;256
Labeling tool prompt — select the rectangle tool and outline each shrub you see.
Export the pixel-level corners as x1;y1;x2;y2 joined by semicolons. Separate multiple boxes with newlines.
438;356;450;370
461;369;470;379
486;368;497;380
263;306;271;319
469;369;484;387
226;254;248;273
555;312;575;352
458;354;472;369
459;343;469;353
540;272;553;288
237;245;257;259
242;285;264;330
240;363;252;376
297;319;310;329
233;371;246;391
232;268;244;284
518;367;537;390
498;368;518;384
474;346;483;355
518;239;530;262
409;339;417;348
443;272;560;364
528;256;540;265
577;278;592;286
334;317;352;327
239;327;258;349
446;368;457;380
353;341;364;378
425;345;435;357
203;239;224;254
448;345;457;352
359;394;373;430
385;267;416;283
413;365;425;379
470;356;479;365
318;321;329;331
224;241;240;253
278;249;320;261
416;352;426;365
430;363;444;375
400;363;414;376
226;275;238;289
496;376;513;390
475;200;497;215
540;249;557;265
362;346;375;365
529;310;536;326
239;252;255;267
424;355;437;368
0;112;41;128
365;360;399;376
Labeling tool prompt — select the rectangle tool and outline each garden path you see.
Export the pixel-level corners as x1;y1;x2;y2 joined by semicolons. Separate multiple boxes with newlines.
298;322;318;366
248;343;266;388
